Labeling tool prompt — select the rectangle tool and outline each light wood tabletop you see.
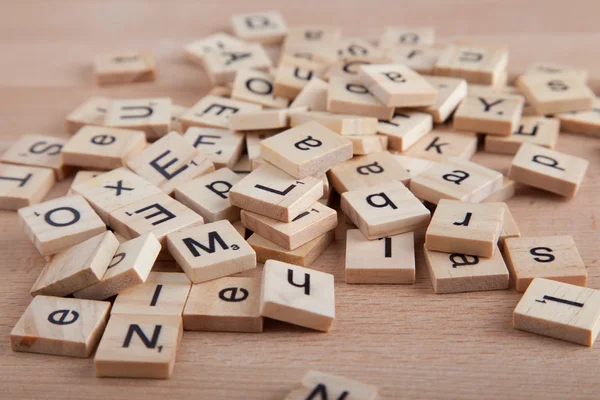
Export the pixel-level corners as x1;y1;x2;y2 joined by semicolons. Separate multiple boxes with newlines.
1;1;599;398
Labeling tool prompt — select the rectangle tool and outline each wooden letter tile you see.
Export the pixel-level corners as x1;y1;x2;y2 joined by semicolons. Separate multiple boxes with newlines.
10;296;110;357
425;199;504;257
0;163;55;210
248;230;333;267
434;44;508;85
410;157;503;204
183;276;263;332
517;72;595;114
556;98;600;137
340;181;430;239
328;151;410;194
508;143;589;197
273;58;328;99
380;26;435;47
231;68;289;109
174;168;241;223
453;93;524;136
345;230;415;284
108;193;204;246
513;278;600;346
358;64;437;107
94;50;155;85
424;245;509;294
167;220;256;284
504;236;587;292
327;77;395;120
231;11;287;44
284;25;341;45
182;127;244;169
376;111;433;151
260;121;352;178
260;260;335;332
127;131;214;195
65;96;109;134
419;76;468;123
18;195;106;256
30;231;119;297
285;370;379;400
290;111;378;136
94;314;182;378
62;126;147;170
73;233;161;300
484;116;559;154
201;43;272;85
240;201;337;250
181;95;262;130
387;45;442;75
104;98;171;140
1;134;71;179
229;163;322;222
289;77;328;111
184;32;246;65
402;129;477;161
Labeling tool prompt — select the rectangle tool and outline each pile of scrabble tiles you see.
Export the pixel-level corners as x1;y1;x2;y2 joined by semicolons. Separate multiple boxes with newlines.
2;9;598;396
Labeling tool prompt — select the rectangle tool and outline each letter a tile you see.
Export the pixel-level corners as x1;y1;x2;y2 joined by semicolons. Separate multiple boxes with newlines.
10;295;111;357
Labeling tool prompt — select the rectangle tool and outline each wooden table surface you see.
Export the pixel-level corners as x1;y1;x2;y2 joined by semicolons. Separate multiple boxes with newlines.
1;1;599;398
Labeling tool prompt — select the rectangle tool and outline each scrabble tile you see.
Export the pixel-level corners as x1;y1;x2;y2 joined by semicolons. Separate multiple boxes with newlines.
513;278;600;346
418;76;468;123
358;64;437;107
174;168;242;223
283;41;341;64
111;272;191;316
284;25;342;45
10;296;110;357
433;44;508;85
345;230;415;284
285;370;379;400
380;26;435;47
260;260;335;332
337;38;385;59
182;127;244;169
517;72;595;115
127;131;214;195
104;98;171;140
72;167;162;224
324;56;392;81
230;163;322;221
347;134;388;155
260;121;353;178
376;111;433;151
184;32;246;65
402;129;478;161
18;195;106;256
386;44;442;75
231;68;289;109
508;143;589;197
290;111;378;136
327;77;395;120
504;236;587;292
556;97;600;137
484;116;559;154
108;193;204;246
524;62;587;81
328;151;410;194
94;314;182;378
341;181;430;239
391;154;438;180
183;277;262;332
482;177;516;203
410;157;503;204
62;126;146;170
170;104;188;133
94;50;156;85
73;233;161;300
201;43;272;85
31;231;119;297
274;58;328;99
240;201;336;250
181;95;262;130
248;230;333;267
1;134;71;179
425;199;504;257
231;11;287;44
424;245;509;294
289;77;328;111
453;92;524;136
166;220;256;284
65;96;109;134
228;108;290;131
0;163;55;210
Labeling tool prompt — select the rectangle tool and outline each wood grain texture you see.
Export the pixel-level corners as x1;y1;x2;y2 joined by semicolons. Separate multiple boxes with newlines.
0;1;599;398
